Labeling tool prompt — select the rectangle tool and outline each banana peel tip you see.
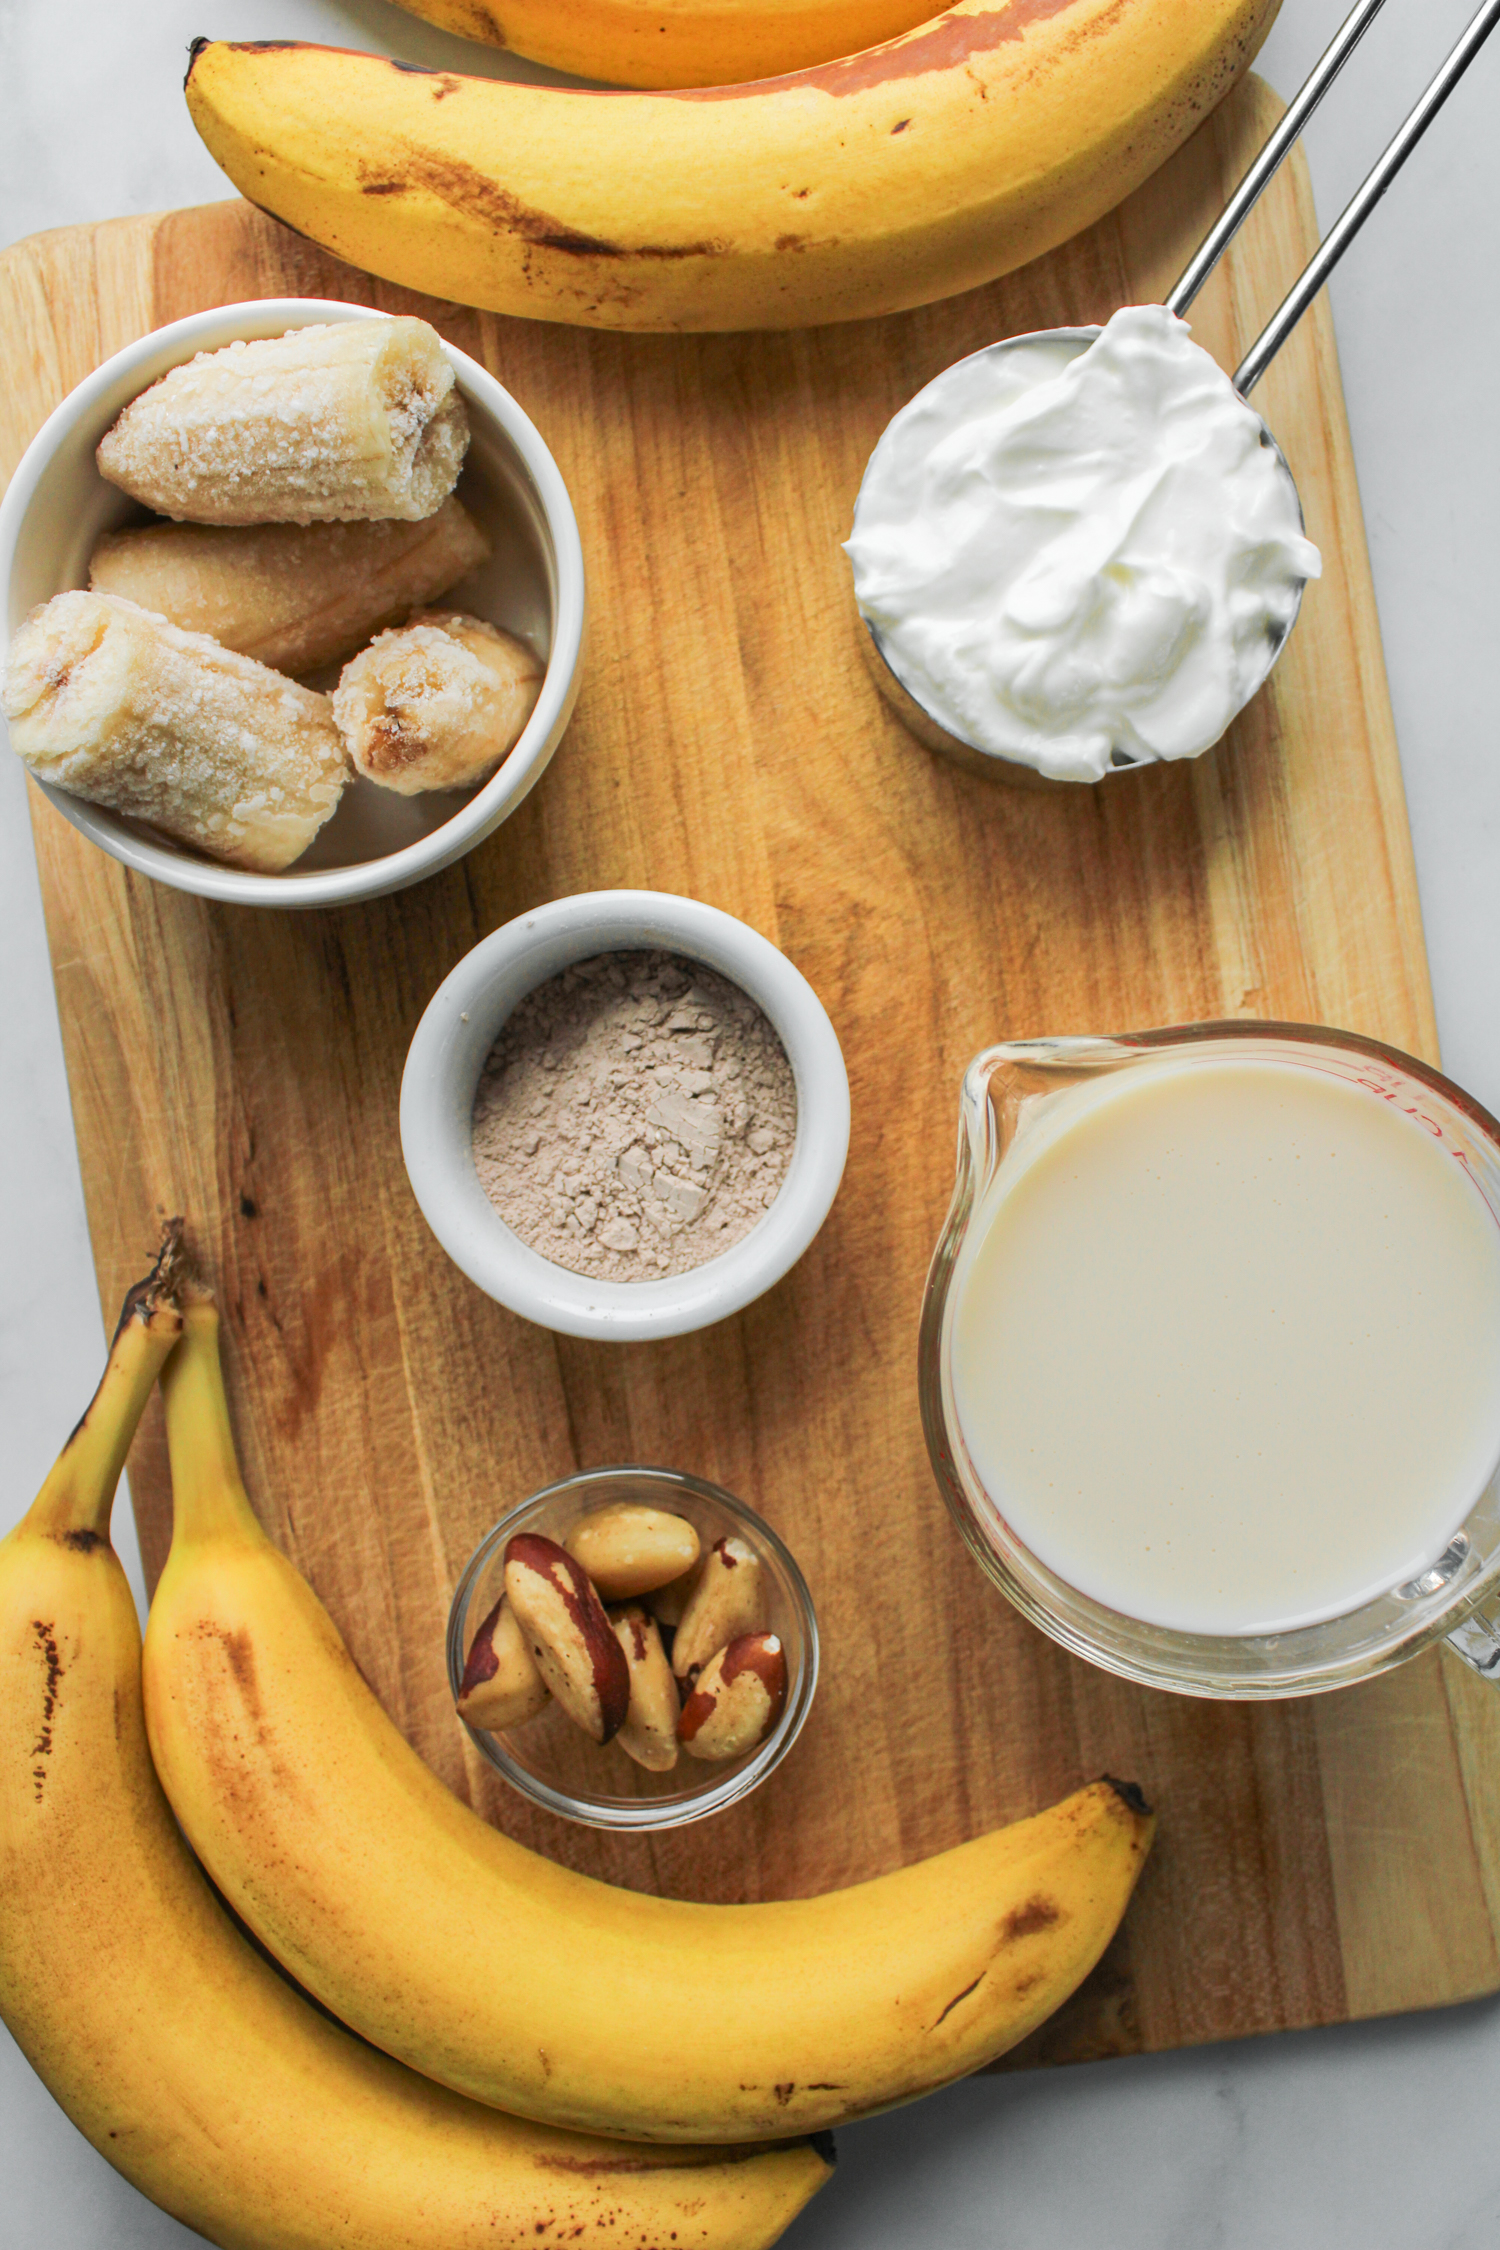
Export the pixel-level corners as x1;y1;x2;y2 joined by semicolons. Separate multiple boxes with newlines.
1101;1775;1152;1821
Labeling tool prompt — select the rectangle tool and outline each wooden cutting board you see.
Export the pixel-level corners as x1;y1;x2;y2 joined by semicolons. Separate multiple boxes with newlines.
6;71;1500;2070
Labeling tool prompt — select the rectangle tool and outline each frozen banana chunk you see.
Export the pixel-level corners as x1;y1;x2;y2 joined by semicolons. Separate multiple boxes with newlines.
88;498;492;676
333;611;544;794
95;319;468;525
3;592;347;873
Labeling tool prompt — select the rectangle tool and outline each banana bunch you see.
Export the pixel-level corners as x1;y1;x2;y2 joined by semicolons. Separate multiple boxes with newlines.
142;1288;1153;2145
390;0;940;87
184;0;1281;334
1;1242;1151;2243
0;1244;829;2250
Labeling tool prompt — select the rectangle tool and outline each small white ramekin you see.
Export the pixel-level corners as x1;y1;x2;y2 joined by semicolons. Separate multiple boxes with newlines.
400;890;850;1339
0;297;585;909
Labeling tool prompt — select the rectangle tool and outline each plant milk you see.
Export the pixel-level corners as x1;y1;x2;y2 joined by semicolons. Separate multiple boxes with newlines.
949;1057;1500;1635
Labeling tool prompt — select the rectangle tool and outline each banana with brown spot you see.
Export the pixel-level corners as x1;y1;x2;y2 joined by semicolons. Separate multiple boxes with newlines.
184;0;1280;334
142;1292;1156;2144
0;1243;830;2249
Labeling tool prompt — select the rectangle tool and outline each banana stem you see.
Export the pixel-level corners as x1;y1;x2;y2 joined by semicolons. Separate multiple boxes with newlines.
26;1261;185;1544
160;1298;266;1548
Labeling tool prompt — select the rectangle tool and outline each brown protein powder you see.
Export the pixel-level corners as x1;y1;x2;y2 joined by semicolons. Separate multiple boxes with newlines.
471;950;797;1282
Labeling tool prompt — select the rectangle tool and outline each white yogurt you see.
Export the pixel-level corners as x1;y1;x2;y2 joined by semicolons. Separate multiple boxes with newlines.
846;305;1322;783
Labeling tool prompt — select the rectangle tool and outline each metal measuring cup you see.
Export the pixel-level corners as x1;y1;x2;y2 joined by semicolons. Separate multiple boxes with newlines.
853;0;1500;787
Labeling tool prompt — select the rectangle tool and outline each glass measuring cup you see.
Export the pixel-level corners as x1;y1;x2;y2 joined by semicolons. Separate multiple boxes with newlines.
918;1021;1500;1699
855;0;1500;783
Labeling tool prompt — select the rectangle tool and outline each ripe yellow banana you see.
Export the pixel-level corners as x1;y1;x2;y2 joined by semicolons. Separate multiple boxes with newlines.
143;1292;1155;2145
184;0;1280;334
0;1252;829;2250
390;0;941;88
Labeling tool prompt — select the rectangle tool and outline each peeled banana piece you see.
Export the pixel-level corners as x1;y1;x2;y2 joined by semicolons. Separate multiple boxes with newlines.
4;591;346;871
185;3;1279;333
333;610;544;792
89;498;491;676
97;317;468;523
143;1292;1155;2146
0;1246;830;2250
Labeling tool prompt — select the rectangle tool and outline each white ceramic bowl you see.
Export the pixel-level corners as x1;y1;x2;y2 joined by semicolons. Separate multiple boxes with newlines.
400;890;851;1339
0;297;585;908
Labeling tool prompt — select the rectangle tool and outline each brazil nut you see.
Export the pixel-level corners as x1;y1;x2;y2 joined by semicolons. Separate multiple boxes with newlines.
456;1595;549;1733
670;1536;766;1683
677;1633;787;1762
505;1533;630;1744
565;1505;701;1602
610;1605;681;1772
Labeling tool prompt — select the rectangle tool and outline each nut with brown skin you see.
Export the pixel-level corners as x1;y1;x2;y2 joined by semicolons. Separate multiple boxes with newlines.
456;1595;549;1733
677;1633;787;1762
504;1534;630;1744
565;1505;701;1603
610;1605;680;1772
670;1536;766;1683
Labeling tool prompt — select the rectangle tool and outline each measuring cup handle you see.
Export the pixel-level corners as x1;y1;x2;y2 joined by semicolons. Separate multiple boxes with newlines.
1234;0;1500;393
1446;1597;1500;1680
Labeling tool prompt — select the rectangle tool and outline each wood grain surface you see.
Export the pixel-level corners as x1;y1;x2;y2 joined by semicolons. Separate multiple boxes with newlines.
6;71;1499;2066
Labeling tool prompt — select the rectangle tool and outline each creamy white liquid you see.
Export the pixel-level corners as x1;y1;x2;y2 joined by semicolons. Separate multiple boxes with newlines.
847;305;1321;783
949;1058;1500;1635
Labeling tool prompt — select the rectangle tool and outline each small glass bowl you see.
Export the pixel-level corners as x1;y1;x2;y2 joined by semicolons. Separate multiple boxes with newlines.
447;1466;818;1829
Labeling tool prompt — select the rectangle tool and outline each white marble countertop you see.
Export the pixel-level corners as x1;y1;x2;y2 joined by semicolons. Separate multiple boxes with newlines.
5;1;1500;2243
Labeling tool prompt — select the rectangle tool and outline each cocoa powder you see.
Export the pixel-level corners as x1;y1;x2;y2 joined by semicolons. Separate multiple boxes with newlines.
471;950;797;1282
